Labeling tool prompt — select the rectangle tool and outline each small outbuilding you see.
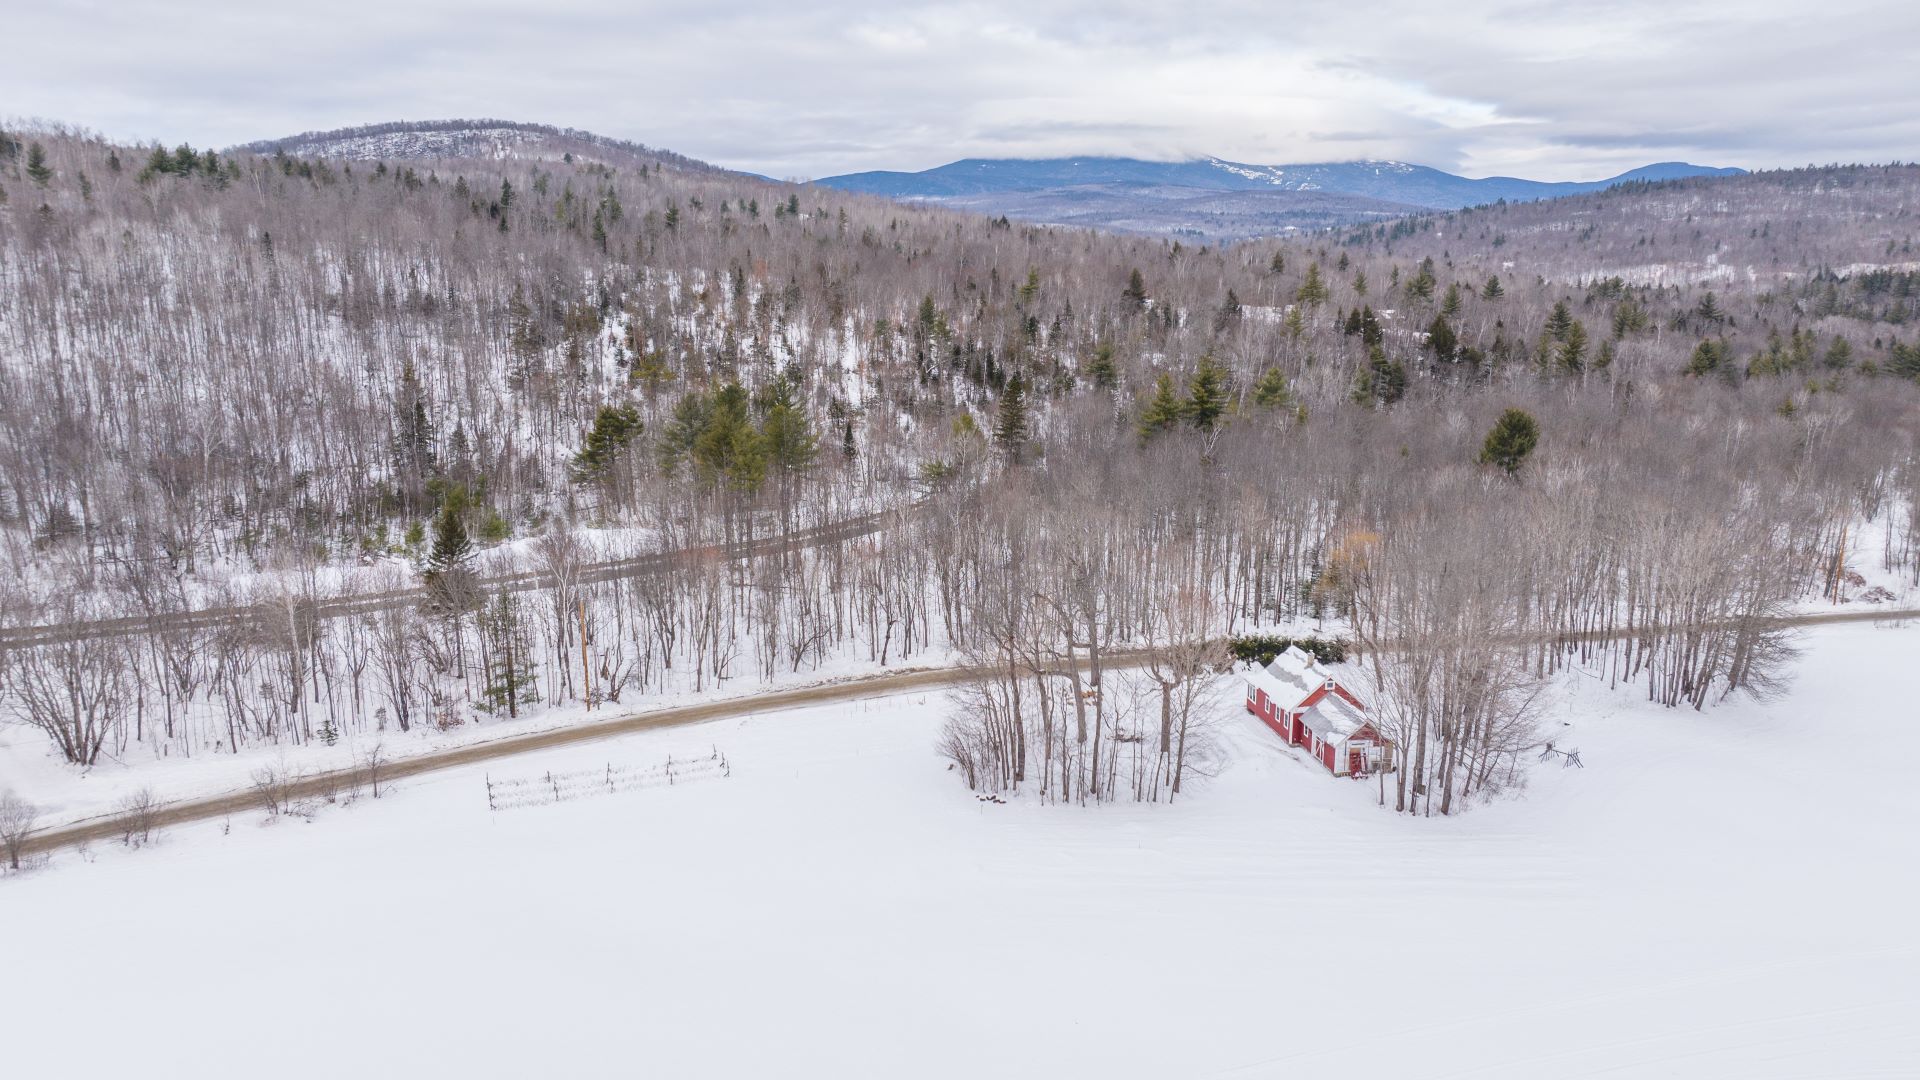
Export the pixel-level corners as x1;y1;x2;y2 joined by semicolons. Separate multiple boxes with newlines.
1244;645;1384;777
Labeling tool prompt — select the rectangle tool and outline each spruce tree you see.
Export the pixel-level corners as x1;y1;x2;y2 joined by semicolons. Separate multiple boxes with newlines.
1482;275;1505;301
1252;368;1294;411
992;374;1030;460
1405;258;1437;301
1215;289;1243;330
1123;268;1148;311
1479;408;1541;476
1184;356;1230;432
1086;342;1119;391
25;143;52;188
761;396;819;477
1353;345;1407;407
1138;373;1184;442
1426;316;1459;363
573;403;643;481
1295;264;1328;306
1557;320;1588;373
1545;300;1575;343
427;500;473;574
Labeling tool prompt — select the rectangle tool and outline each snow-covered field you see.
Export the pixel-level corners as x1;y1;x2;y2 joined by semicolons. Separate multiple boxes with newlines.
4;620;1917;1078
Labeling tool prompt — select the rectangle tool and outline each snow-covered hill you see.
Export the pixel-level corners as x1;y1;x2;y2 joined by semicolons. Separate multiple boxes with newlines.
234;118;723;173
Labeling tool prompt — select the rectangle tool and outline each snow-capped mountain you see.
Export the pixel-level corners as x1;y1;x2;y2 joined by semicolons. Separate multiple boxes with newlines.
813;155;1744;210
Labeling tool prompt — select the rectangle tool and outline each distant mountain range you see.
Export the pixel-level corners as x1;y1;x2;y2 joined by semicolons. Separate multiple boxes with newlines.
816;156;1744;208
812;157;1746;241
232;121;1745;243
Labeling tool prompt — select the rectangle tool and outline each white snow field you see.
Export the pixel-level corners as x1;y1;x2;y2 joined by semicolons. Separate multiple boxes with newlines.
4;620;1917;1079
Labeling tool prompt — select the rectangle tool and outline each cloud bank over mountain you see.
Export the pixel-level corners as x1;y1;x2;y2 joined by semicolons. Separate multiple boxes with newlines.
6;0;1913;180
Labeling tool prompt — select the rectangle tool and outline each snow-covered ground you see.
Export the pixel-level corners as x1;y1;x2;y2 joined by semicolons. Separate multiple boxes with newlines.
0;640;959;830
4;619;1917;1078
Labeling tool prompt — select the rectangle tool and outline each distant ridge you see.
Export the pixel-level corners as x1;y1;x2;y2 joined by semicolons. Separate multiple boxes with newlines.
813;155;1746;211
233;119;724;174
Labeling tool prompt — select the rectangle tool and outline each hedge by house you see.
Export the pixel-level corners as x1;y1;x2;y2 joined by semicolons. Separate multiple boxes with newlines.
1228;634;1349;667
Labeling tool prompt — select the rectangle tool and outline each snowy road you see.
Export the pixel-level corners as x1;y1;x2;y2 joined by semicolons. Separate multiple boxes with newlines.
2;620;1915;1078
17;604;1918;862
0;506;908;648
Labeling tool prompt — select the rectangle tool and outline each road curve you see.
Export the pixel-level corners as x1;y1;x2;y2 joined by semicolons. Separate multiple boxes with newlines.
15;604;1916;861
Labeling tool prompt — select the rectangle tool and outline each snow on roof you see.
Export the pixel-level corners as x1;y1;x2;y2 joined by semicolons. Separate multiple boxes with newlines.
1247;646;1330;713
1302;693;1371;746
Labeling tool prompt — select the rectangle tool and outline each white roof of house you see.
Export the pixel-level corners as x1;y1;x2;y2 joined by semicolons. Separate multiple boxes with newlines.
1246;645;1328;713
1244;645;1374;745
1301;692;1371;745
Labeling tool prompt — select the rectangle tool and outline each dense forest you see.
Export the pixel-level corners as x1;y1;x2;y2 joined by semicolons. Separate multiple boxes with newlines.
1;123;1916;815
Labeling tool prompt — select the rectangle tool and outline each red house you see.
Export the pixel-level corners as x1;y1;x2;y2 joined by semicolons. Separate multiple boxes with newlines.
1244;646;1384;777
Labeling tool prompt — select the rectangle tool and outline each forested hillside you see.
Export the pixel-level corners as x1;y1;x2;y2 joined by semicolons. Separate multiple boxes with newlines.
1;124;1917;815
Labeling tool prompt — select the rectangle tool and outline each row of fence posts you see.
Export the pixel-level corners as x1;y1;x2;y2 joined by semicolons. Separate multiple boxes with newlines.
484;747;730;811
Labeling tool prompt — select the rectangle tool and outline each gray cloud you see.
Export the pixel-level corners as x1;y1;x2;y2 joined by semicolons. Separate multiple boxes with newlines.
6;0;1917;179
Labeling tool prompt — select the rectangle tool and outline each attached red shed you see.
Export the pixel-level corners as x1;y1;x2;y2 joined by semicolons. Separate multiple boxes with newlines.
1243;646;1384;777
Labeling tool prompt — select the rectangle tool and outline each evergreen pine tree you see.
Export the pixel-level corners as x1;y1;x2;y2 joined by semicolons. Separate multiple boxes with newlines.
25;143;52;187
427;500;472;574
1123;268;1148;311
1545;300;1575;342
1215;289;1243;330
1405;257;1437;301
1184;356;1230;432
1252;368;1294;411
573;403;643;481
1138;374;1184;442
1086;342;1119;391
1295;264;1328;306
1482;275;1505;300
992;374;1030;461
1353;345;1407;407
1558;320;1589;373
1479;408;1541;476
1426;316;1459;363
761;395;819;477
1442;282;1464;318
1685;339;1734;378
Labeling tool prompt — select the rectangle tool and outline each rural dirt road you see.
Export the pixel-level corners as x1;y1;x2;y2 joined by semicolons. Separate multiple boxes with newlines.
0;506;909;649
16;604;1915;861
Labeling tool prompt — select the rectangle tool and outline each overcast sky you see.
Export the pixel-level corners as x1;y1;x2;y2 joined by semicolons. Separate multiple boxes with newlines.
8;0;1917;180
